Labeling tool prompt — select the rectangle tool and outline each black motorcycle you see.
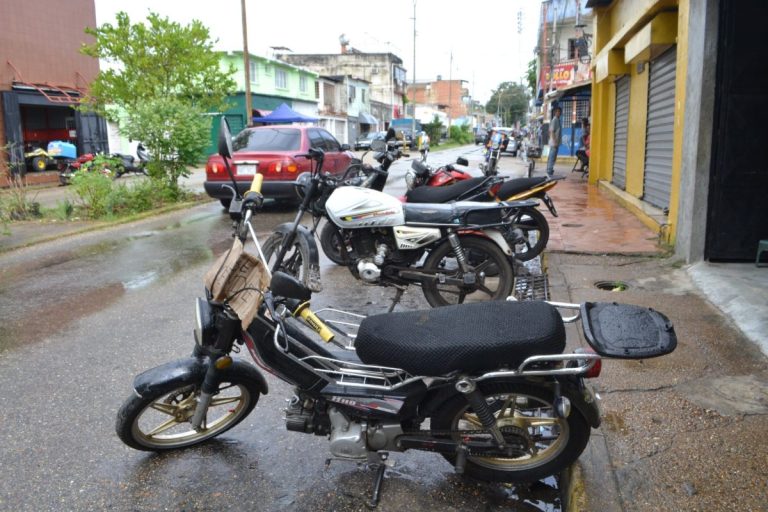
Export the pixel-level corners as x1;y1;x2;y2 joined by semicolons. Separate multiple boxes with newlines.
115;119;678;506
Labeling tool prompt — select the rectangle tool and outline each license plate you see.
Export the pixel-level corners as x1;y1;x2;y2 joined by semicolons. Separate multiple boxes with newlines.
237;164;257;176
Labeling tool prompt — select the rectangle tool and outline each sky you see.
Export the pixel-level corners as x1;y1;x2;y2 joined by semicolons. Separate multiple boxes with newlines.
94;0;542;105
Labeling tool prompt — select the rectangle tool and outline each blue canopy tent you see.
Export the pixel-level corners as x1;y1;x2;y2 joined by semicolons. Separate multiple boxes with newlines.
253;103;317;124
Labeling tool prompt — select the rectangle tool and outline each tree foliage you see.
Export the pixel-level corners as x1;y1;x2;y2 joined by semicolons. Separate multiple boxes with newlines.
485;82;529;127
527;59;538;95
423;116;444;145
80;12;235;188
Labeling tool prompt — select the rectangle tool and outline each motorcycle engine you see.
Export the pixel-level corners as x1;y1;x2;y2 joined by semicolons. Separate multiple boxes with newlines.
328;407;367;459
347;229;395;283
284;395;330;436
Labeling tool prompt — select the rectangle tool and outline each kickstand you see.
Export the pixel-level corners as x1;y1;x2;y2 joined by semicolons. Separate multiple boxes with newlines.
387;287;405;313
366;452;389;508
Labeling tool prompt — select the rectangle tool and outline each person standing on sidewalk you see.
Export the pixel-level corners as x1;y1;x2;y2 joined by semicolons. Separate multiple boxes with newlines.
546;106;562;177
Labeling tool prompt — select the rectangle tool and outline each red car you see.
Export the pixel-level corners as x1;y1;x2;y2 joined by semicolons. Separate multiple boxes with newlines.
205;125;356;207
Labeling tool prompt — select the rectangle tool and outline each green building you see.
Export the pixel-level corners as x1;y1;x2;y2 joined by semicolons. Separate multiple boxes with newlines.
205;51;319;155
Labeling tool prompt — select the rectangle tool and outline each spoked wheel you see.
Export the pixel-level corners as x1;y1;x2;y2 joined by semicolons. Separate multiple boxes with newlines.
509;207;549;262
261;231;312;286
116;374;260;451
431;382;590;482
421;236;514;307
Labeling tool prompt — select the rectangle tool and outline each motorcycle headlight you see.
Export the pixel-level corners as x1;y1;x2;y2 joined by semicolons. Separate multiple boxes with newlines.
294;172;312;199
405;169;417;190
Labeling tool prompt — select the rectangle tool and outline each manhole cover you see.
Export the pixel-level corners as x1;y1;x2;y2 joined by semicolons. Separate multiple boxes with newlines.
594;280;629;291
561;223;584;228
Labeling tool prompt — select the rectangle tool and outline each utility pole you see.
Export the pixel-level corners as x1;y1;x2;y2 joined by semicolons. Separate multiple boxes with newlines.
241;0;252;127
411;0;416;136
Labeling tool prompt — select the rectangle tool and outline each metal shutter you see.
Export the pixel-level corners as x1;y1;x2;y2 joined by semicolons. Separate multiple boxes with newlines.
643;47;677;210
612;76;630;189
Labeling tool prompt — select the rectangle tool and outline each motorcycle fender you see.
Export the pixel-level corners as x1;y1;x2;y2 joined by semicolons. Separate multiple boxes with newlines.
132;357;269;398
561;381;601;429
483;229;514;256
273;222;321;290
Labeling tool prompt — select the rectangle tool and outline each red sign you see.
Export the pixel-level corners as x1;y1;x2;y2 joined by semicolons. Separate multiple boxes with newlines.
543;60;593;90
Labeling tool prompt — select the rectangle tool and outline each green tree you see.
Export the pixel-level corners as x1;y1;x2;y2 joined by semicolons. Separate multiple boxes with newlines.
527;59;538;95
485;82;529;127
80;12;236;189
423;116;444;145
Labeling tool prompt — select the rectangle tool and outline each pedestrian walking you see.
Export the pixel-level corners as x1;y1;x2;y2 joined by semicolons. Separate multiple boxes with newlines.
546;106;562;177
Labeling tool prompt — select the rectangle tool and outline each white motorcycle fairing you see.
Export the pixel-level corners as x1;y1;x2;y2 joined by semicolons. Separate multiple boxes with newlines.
326;187;405;229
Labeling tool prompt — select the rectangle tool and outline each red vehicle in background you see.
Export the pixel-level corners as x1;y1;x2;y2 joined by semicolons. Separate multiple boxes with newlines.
205;125;356;208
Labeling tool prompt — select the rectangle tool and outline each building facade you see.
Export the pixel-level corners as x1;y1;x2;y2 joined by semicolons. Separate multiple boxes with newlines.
587;0;768;262
407;79;470;124
1;0;105;179
277;49;407;129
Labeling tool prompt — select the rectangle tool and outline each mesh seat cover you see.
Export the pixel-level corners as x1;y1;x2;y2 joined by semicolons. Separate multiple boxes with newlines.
356;301;565;376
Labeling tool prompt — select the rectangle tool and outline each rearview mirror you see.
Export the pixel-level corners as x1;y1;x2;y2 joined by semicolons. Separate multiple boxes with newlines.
218;117;234;159
456;157;469;166
370;139;387;152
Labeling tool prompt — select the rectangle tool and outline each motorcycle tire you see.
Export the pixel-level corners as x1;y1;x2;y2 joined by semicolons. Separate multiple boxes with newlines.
430;381;590;483
421;236;514;307
510;207;549;262
319;222;347;266
261;231;312;287
115;363;261;451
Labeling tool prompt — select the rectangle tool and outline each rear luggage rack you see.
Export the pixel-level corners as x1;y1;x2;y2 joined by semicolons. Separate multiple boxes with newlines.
581;302;677;358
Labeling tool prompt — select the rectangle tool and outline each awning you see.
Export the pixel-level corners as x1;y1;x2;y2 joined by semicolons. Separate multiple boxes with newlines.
545;82;592;103
358;112;378;125
252;109;273;118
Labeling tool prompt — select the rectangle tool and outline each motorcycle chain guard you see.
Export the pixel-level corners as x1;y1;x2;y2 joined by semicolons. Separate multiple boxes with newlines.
580;302;677;359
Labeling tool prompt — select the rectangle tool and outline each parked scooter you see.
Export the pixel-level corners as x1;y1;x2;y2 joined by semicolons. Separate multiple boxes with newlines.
115;117;678;508
112;143;149;178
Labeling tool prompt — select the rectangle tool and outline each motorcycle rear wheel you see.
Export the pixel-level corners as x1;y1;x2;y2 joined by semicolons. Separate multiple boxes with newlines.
116;371;260;451
319;222;347;266
511;207;549;262
421;236;514;307
261;231;312;287
431;381;590;482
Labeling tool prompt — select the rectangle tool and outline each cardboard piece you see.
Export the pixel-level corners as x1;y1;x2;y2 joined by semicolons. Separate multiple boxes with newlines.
204;239;270;329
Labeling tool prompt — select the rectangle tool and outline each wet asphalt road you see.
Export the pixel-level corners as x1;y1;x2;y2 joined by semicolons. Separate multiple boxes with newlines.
0;147;562;511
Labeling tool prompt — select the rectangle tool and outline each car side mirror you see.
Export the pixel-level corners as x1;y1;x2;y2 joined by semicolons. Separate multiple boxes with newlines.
340;143;351;151
218;117;234;159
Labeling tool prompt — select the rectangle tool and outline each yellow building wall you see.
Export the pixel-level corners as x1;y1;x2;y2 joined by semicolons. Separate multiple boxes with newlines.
666;0;689;243
589;0;686;244
625;66;649;197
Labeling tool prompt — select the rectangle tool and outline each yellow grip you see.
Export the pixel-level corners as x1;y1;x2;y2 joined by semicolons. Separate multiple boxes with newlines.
294;302;335;343
249;173;264;194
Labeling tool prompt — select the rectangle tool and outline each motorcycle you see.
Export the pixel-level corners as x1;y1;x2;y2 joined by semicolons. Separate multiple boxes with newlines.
112;143;149;178
285;140;534;308
58;143;149;184
115;118;678;507
405;158;561;261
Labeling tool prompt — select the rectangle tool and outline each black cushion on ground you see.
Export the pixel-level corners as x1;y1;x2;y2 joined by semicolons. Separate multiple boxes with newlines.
355;301;565;376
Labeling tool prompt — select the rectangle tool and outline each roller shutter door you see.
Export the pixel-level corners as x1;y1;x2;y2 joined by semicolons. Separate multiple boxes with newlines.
612;76;630;189
643;47;677;210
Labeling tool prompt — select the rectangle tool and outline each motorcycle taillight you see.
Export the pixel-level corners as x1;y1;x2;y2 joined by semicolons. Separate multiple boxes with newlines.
576;347;602;378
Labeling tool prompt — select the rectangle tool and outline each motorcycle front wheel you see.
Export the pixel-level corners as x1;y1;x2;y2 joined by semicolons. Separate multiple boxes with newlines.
421;236;514;307
261;231;312;286
116;371;260;451
510;207;549;262
431;381;590;482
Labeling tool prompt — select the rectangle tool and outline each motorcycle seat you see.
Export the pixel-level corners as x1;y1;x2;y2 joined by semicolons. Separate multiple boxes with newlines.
355;301;565;376
403;200;507;226
496;177;548;199
405;177;489;204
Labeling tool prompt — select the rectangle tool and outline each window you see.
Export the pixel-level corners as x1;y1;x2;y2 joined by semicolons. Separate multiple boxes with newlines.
275;69;287;89
320;130;341;152
348;85;356;102
361;90;366;103
249;61;259;84
300;75;308;93
307;129;325;151
315;81;320;99
232;128;301;151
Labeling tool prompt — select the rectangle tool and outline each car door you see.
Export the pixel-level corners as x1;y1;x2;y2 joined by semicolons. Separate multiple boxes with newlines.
319;129;346;175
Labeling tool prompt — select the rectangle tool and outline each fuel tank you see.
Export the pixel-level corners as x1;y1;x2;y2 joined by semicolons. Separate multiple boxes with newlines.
326;187;405;229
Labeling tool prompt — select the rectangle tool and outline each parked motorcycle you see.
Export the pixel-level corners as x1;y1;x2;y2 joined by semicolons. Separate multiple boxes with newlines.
115;118;678;507
58;144;149;184
405;159;561;261
113;143;149;178
262;139;530;308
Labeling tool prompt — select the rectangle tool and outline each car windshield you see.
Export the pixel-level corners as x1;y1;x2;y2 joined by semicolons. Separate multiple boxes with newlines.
232;128;301;152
